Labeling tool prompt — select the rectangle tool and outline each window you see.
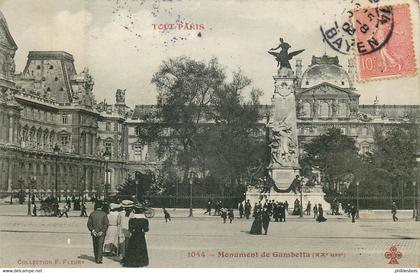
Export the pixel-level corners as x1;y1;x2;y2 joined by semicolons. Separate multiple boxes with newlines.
361;144;370;154
305;81;309;85
36;65;41;70
60;87;64;91
134;144;142;155
55;77;58;81
105;142;112;153
60;135;69;146
49;65;54;69
106;122;111;131
62;115;68;124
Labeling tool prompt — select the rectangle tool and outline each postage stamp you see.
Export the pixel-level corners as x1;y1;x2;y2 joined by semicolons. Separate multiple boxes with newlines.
355;4;417;81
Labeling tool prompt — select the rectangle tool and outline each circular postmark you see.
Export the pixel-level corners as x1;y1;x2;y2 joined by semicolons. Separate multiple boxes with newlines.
320;5;393;55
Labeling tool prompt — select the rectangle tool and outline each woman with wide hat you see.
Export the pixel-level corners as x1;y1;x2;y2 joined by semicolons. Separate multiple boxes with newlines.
119;200;134;258
103;203;122;256
121;205;149;267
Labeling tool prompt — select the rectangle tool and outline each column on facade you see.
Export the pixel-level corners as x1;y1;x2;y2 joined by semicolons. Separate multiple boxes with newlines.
91;134;96;156
5;159;12;192
85;133;89;155
7;114;12;143
0;110;3;143
14;118;19;145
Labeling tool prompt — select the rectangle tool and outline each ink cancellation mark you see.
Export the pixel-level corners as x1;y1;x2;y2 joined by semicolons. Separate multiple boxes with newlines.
320;5;394;56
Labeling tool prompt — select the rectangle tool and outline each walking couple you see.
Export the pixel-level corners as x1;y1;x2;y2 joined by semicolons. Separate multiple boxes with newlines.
87;200;149;267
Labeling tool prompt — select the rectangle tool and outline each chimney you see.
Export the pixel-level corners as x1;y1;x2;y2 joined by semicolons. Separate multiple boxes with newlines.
348;58;356;87
295;59;302;79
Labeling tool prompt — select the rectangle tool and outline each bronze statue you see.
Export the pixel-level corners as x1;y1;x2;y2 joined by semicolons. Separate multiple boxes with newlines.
268;38;304;69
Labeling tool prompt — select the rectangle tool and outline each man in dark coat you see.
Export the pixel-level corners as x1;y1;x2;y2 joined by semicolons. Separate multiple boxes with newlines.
238;202;244;218
284;201;289;214
305;201;311;215
204;199;212;215
280;202;286;222
87;202;109;264
244;200;251;219
350;205;357;223
80;202;88;217
262;209;270;235
228;208;234;223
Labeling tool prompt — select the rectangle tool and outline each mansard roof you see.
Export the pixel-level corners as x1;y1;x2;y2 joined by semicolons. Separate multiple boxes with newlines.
0;10;18;50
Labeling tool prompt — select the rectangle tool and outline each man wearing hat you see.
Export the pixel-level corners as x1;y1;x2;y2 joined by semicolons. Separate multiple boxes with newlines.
87;201;109;264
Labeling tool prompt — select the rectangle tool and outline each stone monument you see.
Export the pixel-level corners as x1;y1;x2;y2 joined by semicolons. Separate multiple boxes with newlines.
246;39;329;211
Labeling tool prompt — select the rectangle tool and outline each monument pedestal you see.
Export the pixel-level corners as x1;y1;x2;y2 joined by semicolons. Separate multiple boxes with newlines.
246;186;330;212
270;167;300;189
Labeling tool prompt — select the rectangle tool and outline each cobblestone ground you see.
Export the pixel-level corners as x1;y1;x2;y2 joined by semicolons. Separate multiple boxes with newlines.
0;204;418;268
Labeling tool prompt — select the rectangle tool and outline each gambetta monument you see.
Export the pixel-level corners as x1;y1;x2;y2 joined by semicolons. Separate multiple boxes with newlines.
246;38;329;209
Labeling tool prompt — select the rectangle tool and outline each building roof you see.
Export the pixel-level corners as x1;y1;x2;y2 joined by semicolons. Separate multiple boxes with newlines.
0;10;18;50
300;55;352;89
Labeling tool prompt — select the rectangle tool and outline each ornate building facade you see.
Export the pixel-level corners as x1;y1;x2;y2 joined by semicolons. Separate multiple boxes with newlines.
0;11;418;199
0;11;127;199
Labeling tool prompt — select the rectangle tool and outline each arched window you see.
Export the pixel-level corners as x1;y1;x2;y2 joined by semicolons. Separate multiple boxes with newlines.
319;101;329;117
337;102;348;117
302;102;311;117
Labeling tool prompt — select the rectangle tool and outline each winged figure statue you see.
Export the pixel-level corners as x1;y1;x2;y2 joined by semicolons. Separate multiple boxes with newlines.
268;38;304;69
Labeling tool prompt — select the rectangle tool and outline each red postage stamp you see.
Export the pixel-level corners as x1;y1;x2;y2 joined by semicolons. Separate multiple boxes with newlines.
355;4;417;81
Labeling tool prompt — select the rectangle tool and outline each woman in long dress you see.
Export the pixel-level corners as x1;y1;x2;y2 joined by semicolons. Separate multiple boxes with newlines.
122;206;149;267
103;203;122;255
316;203;327;223
250;208;263;235
119;204;133;259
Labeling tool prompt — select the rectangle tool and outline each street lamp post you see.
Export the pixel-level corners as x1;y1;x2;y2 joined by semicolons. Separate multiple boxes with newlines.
53;144;60;200
27;176;36;216
189;176;193;217
299;177;303;218
135;173;139;203
412;181;416;218
356;181;360;219
103;150;111;200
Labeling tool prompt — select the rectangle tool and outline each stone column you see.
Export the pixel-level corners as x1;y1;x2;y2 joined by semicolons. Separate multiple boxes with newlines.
8;115;13;143
85;134;90;155
92;134;96;156
7;159;12;192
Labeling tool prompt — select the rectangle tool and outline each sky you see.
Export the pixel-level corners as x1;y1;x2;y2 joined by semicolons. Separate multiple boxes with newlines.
0;0;419;106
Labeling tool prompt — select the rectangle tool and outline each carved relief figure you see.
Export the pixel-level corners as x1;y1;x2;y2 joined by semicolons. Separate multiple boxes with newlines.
116;89;126;104
312;100;319;117
270;122;298;166
0;53;7;75
331;100;338;116
7;53;15;75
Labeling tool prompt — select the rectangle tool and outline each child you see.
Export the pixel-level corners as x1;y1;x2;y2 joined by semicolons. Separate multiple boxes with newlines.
228;208;234;224
163;208;171;222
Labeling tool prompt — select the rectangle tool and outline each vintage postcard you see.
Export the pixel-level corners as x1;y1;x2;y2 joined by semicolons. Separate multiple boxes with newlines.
0;0;419;271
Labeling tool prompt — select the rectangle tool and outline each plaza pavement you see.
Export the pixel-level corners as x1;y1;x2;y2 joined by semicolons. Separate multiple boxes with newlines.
0;204;418;268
